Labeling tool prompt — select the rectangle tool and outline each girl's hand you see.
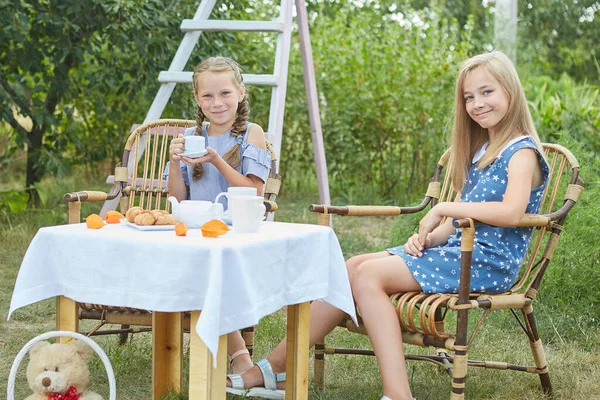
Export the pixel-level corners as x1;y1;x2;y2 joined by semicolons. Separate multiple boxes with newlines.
404;233;431;257
418;207;444;246
180;147;220;166
169;134;185;162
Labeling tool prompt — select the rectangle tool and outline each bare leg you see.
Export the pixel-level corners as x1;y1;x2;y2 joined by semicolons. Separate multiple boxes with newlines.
351;253;420;400
227;331;253;374
227;251;395;389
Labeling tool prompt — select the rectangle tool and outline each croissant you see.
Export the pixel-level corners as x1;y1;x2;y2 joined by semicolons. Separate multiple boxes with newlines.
126;206;144;223
134;211;157;226
155;214;177;225
150;209;169;219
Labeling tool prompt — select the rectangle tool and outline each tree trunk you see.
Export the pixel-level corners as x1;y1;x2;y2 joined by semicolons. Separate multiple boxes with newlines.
24;53;76;206
494;0;518;63
26;125;44;206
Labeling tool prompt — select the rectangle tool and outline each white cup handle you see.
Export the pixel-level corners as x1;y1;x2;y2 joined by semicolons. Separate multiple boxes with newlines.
214;192;228;205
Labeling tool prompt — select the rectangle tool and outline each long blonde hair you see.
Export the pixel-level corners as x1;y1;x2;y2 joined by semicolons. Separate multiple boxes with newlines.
450;51;543;191
191;56;249;181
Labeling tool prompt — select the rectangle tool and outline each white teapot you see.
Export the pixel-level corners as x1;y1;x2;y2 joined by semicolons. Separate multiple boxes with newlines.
167;196;224;228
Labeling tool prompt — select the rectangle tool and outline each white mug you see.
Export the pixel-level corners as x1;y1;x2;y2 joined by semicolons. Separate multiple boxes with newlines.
230;195;266;234
184;135;205;153
215;186;257;211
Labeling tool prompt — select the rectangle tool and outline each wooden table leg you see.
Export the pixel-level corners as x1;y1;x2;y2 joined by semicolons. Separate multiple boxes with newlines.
285;302;310;400
152;312;183;400
56;296;78;344
189;310;227;400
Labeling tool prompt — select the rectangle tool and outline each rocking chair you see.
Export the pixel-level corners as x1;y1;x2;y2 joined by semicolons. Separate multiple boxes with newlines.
62;119;281;350
309;142;583;399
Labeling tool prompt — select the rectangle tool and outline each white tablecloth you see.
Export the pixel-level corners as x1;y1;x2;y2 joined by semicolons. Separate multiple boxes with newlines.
9;221;357;363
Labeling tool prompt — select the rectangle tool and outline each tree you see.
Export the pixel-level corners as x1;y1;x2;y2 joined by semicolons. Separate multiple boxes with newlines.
518;0;600;84
0;0;255;204
0;1;179;203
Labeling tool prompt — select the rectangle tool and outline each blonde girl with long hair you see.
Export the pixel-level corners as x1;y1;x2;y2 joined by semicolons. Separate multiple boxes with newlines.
226;51;549;400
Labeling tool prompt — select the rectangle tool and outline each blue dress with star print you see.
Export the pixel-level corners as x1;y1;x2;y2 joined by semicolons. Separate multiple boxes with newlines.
387;136;550;294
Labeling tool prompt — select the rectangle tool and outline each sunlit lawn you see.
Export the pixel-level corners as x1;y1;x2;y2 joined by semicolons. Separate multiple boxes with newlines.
1;168;598;399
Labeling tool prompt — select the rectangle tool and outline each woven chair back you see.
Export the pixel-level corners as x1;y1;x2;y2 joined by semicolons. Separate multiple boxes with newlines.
516;144;581;292
433;143;581;294
122;119;195;211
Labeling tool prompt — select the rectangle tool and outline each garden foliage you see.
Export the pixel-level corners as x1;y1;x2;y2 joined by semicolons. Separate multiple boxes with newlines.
0;0;255;200
280;5;474;203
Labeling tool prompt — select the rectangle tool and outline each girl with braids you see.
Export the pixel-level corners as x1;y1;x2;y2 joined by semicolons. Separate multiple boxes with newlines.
165;56;271;374
166;56;270;208
226;51;549;400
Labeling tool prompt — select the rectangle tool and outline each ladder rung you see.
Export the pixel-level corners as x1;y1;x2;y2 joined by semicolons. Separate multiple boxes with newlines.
158;71;278;86
180;20;284;33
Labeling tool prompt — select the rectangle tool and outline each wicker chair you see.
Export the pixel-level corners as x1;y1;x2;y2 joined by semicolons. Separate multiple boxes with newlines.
62;119;282;349
309;143;583;399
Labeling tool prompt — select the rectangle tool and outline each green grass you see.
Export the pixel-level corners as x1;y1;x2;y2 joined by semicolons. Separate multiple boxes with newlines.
1;167;599;399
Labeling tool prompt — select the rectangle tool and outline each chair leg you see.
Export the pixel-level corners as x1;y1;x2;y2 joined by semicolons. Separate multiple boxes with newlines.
314;341;325;390
119;325;130;345
450;308;469;400
524;304;553;395
451;229;474;400
241;326;254;356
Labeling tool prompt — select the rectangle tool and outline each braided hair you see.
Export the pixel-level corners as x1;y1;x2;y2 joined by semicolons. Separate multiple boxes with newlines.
191;56;249;181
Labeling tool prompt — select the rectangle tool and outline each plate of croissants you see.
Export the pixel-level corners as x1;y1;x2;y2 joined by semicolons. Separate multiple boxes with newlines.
121;206;178;231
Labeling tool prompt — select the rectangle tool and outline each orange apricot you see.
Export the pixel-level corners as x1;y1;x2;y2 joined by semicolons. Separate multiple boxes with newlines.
175;222;189;236
86;213;105;229
105;210;125;224
201;219;230;238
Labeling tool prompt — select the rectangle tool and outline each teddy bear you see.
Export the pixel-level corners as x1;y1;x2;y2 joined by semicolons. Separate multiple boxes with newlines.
25;339;103;400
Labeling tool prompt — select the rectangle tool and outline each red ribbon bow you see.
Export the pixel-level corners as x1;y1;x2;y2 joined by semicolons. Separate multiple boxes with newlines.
47;386;80;400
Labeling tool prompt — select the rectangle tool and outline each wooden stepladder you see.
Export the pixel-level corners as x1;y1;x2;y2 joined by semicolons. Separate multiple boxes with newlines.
101;0;331;215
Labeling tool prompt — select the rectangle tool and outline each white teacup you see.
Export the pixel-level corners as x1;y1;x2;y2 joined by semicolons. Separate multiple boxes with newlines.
184;135;206;153
230;195;266;234
215;187;258;211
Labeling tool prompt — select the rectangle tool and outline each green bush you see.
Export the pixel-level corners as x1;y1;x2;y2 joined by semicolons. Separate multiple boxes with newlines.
524;74;600;153
279;5;474;204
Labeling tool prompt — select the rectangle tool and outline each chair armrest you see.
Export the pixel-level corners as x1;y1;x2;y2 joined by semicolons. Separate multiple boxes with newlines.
309;205;401;217
64;190;112;203
264;200;278;213
64;183;123;224
64;176;123;203
453;213;552;229
309;197;432;217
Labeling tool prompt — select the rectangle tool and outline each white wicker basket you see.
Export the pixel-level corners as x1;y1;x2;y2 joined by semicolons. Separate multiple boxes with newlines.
7;331;116;400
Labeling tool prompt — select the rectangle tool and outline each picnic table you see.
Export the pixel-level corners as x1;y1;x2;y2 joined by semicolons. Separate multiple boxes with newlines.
9;220;357;399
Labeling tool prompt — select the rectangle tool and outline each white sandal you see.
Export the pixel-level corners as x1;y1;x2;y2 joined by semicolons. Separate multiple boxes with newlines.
226;358;286;399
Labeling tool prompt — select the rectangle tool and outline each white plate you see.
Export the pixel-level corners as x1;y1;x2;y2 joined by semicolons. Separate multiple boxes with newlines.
180;149;208;159
120;219;176;231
